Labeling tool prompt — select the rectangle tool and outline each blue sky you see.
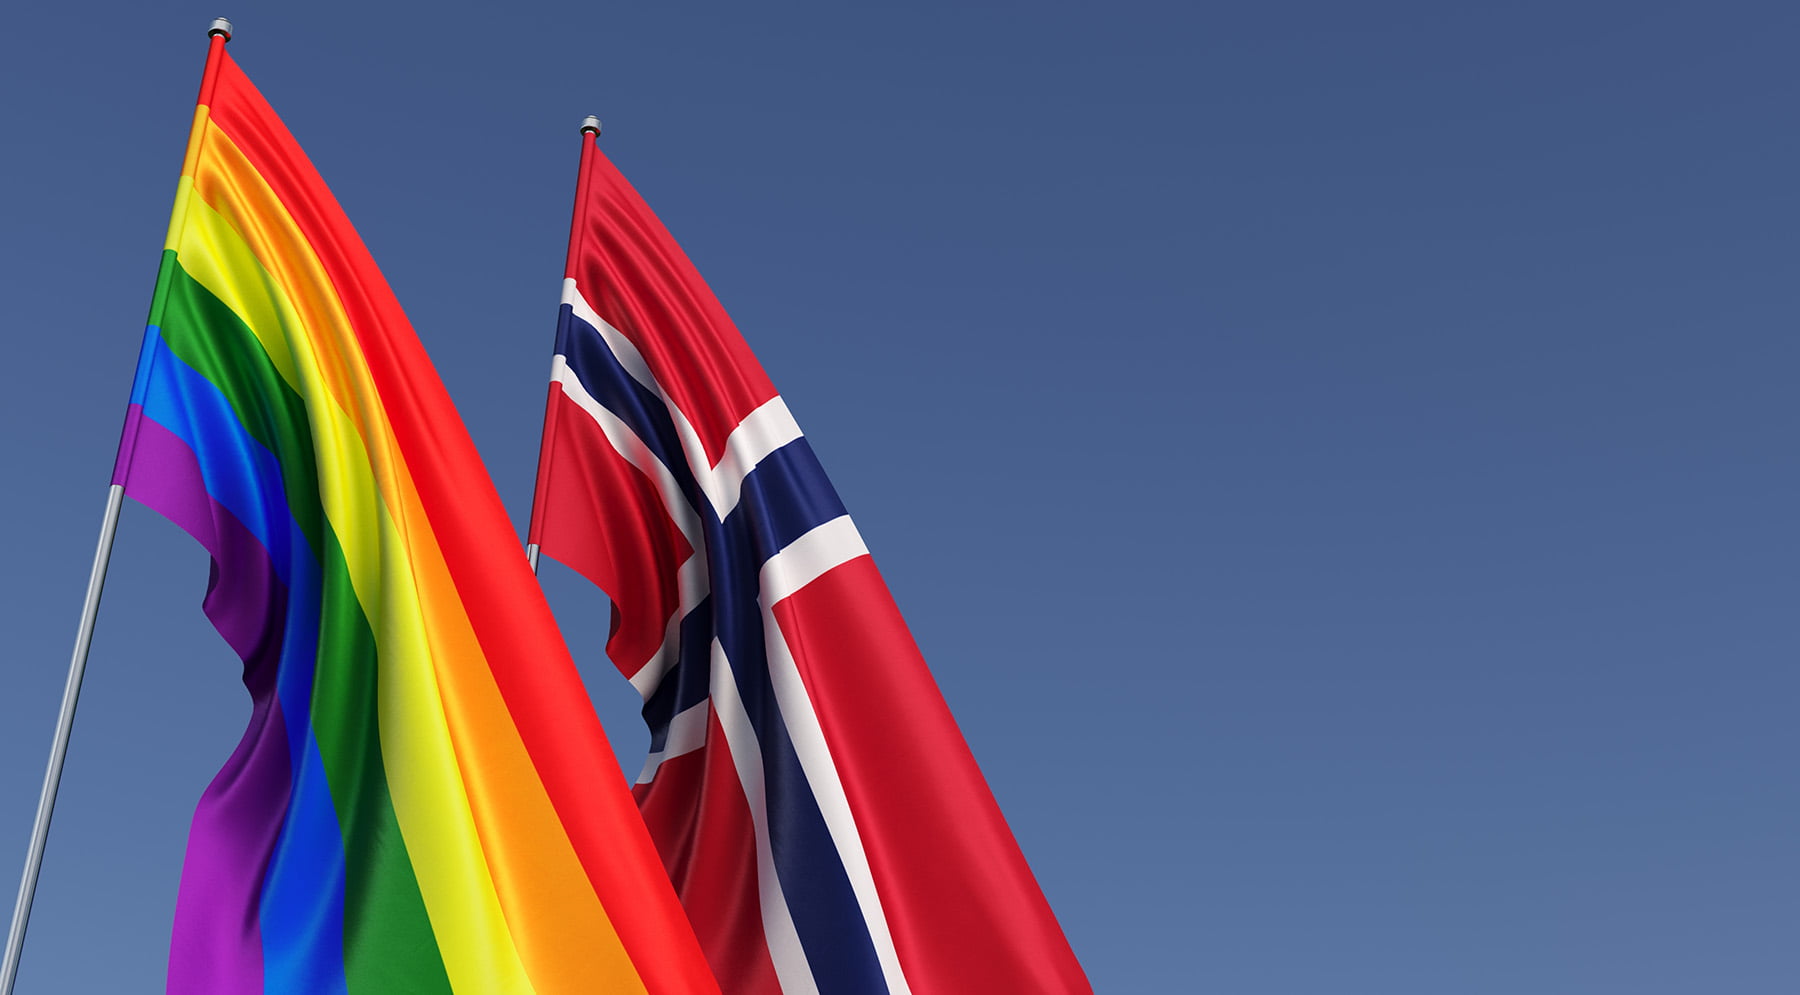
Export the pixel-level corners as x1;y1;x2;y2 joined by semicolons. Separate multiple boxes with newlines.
1;2;1796;991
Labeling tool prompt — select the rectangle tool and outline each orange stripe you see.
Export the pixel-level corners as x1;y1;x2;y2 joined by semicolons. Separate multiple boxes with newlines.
187;119;369;455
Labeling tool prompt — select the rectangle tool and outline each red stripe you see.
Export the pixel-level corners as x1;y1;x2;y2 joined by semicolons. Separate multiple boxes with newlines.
636;722;784;995
203;53;719;993
535;388;691;678
772;559;1092;994
195;34;228;110
569;150;777;465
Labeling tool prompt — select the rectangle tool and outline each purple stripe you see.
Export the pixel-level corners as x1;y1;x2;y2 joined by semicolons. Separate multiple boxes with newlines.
127;414;290;994
113;404;144;487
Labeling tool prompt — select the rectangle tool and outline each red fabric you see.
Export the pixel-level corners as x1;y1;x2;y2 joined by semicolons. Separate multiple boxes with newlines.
535;387;690;679
774;559;1092;994
637;721;784;995
566;136;777;466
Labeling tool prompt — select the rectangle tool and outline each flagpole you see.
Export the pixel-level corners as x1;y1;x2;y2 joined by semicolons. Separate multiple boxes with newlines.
0;20;234;992
525;113;604;577
0;484;127;995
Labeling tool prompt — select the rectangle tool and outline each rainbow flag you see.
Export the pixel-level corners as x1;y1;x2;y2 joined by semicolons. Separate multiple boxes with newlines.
111;32;720;994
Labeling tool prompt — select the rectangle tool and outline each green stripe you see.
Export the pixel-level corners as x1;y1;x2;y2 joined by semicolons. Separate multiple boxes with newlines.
156;257;323;554
156;259;451;993
316;533;452;995
144;249;179;334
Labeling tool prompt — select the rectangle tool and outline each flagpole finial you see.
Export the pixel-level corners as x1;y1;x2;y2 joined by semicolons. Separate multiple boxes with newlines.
579;115;602;137
208;17;233;40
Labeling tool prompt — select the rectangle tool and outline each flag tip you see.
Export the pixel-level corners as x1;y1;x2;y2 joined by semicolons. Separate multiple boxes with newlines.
579;115;602;136
208;17;233;39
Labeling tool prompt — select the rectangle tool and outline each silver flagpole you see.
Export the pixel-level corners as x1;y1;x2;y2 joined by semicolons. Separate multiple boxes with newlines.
526;542;542;574
1;484;127;995
3;17;231;992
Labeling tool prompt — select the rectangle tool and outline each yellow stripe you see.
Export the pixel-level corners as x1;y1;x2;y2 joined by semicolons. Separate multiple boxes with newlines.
161;105;212;256
182;118;537;993
400;468;650;994
179;116;641;992
167;179;306;400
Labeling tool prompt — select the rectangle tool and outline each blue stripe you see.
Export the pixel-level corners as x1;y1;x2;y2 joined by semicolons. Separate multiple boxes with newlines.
126;326;161;409
258;742;348;995
703;459;888;995
137;329;296;585
137;335;349;995
560;308;889;993
641;597;716;753
641;441;848;740
728;440;848;556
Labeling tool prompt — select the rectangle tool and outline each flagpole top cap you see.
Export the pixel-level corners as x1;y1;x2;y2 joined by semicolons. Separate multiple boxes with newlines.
579;115;602;137
208;17;233;40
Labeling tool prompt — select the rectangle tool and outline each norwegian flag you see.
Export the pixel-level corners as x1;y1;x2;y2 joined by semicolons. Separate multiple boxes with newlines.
527;123;1091;995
